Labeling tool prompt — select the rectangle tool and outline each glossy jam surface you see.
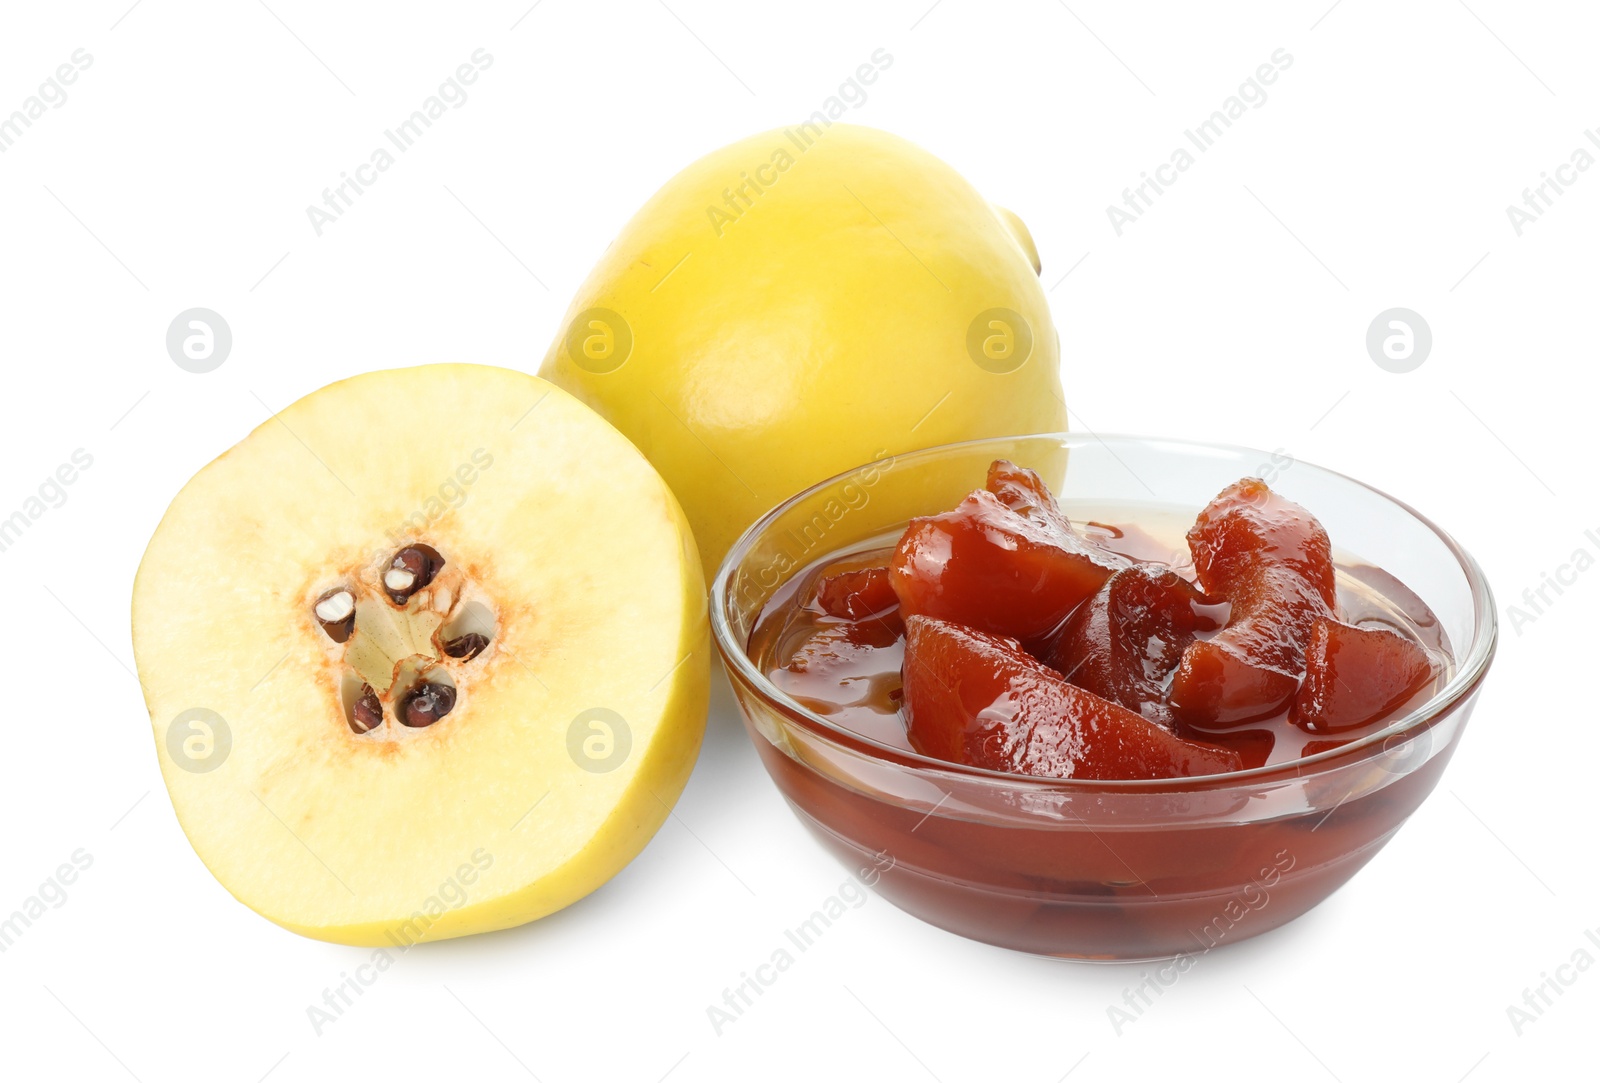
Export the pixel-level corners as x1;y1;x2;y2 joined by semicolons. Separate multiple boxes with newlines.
751;513;1450;776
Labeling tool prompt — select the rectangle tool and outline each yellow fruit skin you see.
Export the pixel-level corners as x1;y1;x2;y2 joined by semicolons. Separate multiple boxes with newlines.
539;124;1068;579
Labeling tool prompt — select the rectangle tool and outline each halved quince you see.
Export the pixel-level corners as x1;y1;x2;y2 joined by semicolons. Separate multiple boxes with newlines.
131;365;708;945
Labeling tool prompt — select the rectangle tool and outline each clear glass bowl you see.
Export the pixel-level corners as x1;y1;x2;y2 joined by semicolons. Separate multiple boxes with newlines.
711;434;1496;960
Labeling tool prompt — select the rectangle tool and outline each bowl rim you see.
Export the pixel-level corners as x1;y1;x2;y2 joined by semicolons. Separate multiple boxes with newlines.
710;431;1497;793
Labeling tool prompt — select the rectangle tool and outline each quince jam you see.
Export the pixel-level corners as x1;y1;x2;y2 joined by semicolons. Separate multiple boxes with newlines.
750;462;1448;782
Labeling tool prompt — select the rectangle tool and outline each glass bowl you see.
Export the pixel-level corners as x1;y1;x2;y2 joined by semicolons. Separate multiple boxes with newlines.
711;433;1495;960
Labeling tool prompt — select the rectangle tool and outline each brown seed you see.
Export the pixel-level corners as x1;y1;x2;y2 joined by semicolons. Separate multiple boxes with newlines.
384;544;444;605
351;684;383;733
313;588;356;643
442;632;490;661
401;682;456;727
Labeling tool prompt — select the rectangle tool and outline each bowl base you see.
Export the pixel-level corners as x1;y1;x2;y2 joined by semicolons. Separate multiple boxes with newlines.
795;803;1405;961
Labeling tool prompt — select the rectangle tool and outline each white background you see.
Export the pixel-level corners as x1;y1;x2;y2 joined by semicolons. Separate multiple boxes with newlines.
0;1;1594;1080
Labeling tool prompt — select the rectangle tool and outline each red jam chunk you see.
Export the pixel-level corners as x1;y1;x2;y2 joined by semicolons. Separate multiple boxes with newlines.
1042;563;1217;729
889;462;1125;642
815;566;899;621
1294;619;1435;732
985;458;1071;528
902;616;1243;781
1169;478;1337;728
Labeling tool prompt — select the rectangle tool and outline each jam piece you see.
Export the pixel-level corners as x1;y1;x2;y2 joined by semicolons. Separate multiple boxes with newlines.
1293;619;1435;733
902;616;1243;781
816;566;899;621
889;465;1126;642
1170;479;1336;728
986;459;1070;528
1169;644;1303;731
1041;563;1216;729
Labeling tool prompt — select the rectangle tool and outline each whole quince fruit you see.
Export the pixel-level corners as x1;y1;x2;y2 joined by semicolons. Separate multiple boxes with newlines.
539;124;1067;577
